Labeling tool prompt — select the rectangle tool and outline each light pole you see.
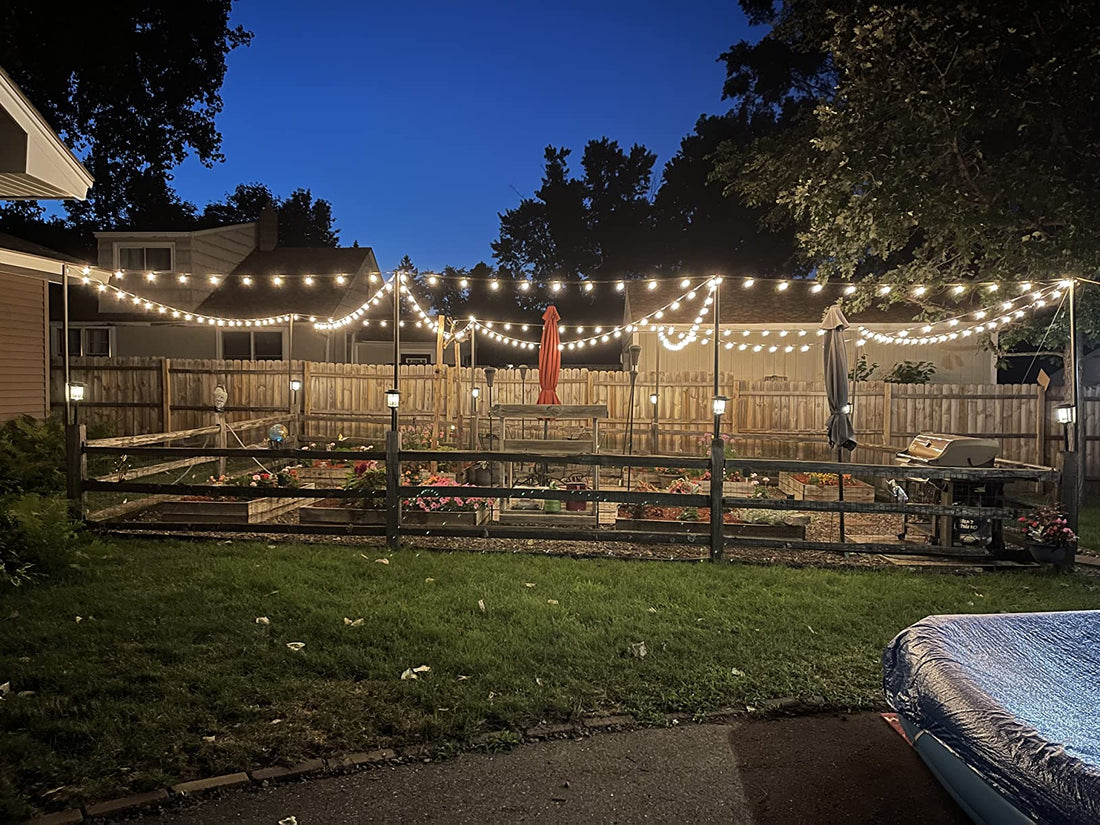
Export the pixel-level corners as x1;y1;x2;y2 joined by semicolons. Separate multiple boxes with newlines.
518;364;529;438
471;386;480;449
625;344;641;489
484;366;497;450
649;390;659;454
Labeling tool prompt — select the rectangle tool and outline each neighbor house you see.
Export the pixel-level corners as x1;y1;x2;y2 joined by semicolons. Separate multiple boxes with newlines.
54;208;397;363
623;278;998;384
0;65;95;422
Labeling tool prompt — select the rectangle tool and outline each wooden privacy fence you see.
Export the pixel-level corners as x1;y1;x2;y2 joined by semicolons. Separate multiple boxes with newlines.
52;357;1099;477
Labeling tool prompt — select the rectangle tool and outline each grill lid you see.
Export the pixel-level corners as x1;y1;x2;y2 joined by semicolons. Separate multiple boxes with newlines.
896;433;1000;467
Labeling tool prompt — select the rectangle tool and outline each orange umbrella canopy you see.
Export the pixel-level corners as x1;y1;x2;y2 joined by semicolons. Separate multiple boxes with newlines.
537;305;562;404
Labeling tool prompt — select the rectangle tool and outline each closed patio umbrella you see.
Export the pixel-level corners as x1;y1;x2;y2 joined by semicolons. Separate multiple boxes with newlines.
537;305;562;405
822;303;856;541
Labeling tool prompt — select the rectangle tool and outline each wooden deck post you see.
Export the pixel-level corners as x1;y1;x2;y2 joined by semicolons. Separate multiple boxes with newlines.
385;429;401;550
709;437;724;563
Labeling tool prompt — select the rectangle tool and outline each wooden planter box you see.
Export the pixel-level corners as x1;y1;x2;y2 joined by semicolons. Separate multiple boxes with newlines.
613;518;806;540
157;485;315;524
299;506;489;527
779;472;876;502
295;466;350;487
698;480;763;497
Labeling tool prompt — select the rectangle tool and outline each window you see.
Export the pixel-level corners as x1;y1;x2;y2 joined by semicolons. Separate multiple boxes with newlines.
57;327;111;357
117;245;172;272
221;330;283;361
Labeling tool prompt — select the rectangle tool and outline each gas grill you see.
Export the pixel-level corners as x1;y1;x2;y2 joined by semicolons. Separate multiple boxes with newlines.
895;434;1004;551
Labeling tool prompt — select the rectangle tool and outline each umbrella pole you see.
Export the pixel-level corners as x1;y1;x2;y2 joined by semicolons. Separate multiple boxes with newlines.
837;446;845;543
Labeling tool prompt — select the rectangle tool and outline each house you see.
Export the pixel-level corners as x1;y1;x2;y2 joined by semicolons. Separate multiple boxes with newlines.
623;278;999;384
0;65;95;422
53;208;391;363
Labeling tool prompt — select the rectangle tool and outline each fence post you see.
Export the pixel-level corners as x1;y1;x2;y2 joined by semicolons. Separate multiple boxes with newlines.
160;358;172;433
386;429;401;550
882;382;892;445
66;422;86;522
709;437;724;563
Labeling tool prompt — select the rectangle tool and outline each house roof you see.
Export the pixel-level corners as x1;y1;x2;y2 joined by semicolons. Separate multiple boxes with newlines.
195;247;379;319
0;65;93;199
624;278;963;326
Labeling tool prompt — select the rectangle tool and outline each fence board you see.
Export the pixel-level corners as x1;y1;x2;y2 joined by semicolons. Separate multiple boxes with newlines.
52;358;1093;475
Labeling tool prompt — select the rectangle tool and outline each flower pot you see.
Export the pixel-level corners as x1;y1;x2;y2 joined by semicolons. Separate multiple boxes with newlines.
1027;542;1074;571
543;498;563;513
564;480;588;511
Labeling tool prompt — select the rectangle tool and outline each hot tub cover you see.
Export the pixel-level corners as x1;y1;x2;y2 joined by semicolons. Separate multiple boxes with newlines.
884;611;1100;825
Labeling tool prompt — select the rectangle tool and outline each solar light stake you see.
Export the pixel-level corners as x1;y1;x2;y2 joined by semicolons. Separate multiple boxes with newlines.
385;387;400;431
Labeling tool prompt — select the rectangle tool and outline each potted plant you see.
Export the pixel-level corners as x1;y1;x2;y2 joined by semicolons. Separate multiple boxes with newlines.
1016;506;1076;570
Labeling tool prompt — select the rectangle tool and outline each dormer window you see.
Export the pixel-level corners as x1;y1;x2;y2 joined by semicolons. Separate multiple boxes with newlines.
117;244;172;272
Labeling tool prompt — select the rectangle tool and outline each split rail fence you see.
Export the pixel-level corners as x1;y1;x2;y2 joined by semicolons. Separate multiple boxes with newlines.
71;426;1059;562
51;357;1100;478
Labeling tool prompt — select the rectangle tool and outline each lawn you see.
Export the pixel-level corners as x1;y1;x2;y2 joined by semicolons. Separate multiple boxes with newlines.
1078;504;1100;552
3;540;1100;819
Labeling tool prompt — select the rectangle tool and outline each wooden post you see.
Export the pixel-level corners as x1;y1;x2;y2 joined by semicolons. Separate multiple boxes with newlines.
730;382;740;435
217;413;227;478
1036;383;1048;468
882;383;893;444
66;422;86;522
160;358;172;434
301;360;310;440
432;316;446;450
385;429;400;550
709;437;724;563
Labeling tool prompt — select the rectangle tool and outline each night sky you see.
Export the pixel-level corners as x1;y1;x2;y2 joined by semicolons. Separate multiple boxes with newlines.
170;1;755;273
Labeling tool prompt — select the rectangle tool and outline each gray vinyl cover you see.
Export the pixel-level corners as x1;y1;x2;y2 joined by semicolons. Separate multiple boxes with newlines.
883;611;1100;825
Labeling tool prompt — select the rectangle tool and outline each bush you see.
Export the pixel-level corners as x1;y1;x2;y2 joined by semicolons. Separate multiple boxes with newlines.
0;415;67;495
884;360;936;384
0;494;82;587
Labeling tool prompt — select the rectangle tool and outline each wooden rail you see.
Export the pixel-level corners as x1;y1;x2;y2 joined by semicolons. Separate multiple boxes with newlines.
76;434;1062;563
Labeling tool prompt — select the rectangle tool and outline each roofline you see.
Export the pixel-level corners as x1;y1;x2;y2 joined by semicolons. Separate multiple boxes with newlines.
94;220;258;239
0;65;94;196
0;247;108;284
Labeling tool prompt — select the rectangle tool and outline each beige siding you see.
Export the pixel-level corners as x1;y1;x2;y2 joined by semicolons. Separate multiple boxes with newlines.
191;224;257;276
0;272;48;421
636;328;994;384
114;325;218;359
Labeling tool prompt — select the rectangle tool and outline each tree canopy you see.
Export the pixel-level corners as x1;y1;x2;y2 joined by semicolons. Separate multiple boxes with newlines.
715;0;1100;298
199;184;340;247
0;0;251;229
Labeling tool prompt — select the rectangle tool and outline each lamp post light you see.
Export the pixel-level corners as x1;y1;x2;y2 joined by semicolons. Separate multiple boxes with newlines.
385;388;400;431
1056;403;1076;452
712;394;728;439
66;381;86;405
289;378;302;393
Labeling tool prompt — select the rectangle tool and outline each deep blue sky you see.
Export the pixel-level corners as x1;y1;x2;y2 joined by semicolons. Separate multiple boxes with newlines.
172;1;755;273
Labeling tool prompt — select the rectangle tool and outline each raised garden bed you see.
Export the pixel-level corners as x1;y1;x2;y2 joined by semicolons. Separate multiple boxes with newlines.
698;480;766;497
156;484;315;524
779;472;875;502
613;517;806;540
299;505;489;527
294;466;350;487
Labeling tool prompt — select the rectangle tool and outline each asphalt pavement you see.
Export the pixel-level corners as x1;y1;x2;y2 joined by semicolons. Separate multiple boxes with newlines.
126;713;967;825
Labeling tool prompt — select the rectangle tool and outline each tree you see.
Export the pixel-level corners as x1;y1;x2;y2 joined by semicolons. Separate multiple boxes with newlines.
492;140;655;282
655;113;800;277
0;1;251;228
714;0;1100;347
200;184;339;247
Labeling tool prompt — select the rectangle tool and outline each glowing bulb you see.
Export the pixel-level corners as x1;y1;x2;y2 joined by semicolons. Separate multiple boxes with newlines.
616;281;624;292
459;278;469;288
913;285;926;296
743;279;754;288
583;282;593;292
811;283;823;293
777;282;789;291
844;285;856;295
952;285;965;295
551;281;562;293
986;283;999;292
209;275;219;285
648;280;658;291
273;276;283;287
336;275;347;285
145;272;156;282
879;285;892;295
490;280;500;291
680;278;691;288
304;276;314;286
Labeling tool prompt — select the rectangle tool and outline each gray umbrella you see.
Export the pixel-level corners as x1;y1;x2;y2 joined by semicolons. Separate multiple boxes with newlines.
821;304;857;451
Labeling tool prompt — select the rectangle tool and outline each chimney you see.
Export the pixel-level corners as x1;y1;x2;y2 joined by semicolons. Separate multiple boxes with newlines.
258;205;278;251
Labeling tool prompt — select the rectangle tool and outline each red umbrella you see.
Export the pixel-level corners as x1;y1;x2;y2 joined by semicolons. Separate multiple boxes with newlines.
537;305;562;404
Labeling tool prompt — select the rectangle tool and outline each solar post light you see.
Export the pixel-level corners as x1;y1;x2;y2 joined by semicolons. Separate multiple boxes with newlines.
66;382;86;403
385;388;400;431
712;394;728;438
1056;403;1076;451
289;378;302;393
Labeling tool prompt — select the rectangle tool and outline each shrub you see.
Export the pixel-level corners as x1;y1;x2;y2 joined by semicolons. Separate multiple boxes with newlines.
884;360;936;384
0;415;66;495
0;494;82;587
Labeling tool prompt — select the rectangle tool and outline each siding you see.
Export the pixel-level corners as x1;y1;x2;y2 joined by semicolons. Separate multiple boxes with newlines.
191;224;257;276
637;328;994;384
0;271;47;421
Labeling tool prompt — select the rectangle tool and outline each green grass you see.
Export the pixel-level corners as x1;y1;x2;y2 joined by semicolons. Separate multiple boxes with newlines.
1078;504;1100;552
2;541;1100;818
